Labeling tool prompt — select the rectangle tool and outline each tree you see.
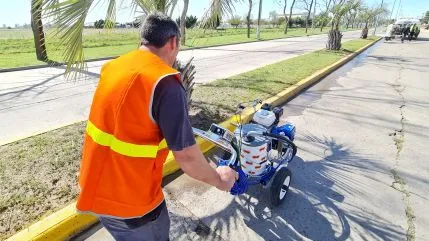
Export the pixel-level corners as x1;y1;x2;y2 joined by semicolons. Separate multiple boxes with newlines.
200;0;241;29
246;0;253;38
279;0;288;33
300;0;315;33
315;11;330;31
318;0;333;32
277;17;286;26
326;0;361;50
185;16;198;28
38;0;240;72
359;5;387;39
286;0;297;33
423;11;429;24
176;16;198;28
31;0;48;61
94;19;105;29
180;0;189;45
229;15;242;28
269;10;278;26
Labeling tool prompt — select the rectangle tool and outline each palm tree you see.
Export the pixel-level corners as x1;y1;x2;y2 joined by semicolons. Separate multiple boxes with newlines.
246;0;253;38
180;0;189;45
39;0;240;71
326;0;360;50
286;0;296;34
38;0;239;106
31;0;48;61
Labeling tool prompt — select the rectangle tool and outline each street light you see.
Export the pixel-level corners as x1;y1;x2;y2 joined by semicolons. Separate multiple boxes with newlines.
372;0;384;36
256;0;263;40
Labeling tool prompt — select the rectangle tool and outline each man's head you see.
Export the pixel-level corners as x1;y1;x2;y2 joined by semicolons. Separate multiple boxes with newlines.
140;13;180;66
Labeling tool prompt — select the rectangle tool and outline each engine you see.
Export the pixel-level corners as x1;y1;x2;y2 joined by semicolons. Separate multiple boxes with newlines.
252;103;284;128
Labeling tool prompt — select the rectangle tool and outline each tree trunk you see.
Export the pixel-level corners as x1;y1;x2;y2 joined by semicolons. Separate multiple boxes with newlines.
286;0;296;34
361;22;368;39
326;29;343;50
180;0;189;45
247;0;253;38
346;16;350;29
283;0;288;34
305;0;314;34
31;0;48;61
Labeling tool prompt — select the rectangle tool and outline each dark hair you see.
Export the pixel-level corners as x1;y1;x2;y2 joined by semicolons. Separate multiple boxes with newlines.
140;12;180;48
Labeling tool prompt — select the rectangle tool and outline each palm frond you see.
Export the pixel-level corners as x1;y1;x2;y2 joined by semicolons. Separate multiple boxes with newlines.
43;0;95;77
132;0;178;14
200;0;239;29
105;0;117;28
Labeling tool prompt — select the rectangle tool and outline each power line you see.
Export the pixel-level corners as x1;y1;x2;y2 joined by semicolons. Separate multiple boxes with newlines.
395;0;402;20
389;0;397;20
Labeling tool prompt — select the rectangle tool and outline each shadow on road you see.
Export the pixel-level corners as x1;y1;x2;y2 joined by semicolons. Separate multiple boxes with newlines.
168;134;405;241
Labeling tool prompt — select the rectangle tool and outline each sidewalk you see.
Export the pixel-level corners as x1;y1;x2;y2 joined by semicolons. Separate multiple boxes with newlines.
0;31;361;145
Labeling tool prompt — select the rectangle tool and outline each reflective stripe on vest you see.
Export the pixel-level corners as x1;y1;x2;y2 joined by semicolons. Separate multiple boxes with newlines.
86;121;167;158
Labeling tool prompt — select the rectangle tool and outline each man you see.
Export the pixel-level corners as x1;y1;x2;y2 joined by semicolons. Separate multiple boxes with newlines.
76;13;238;241
401;24;410;43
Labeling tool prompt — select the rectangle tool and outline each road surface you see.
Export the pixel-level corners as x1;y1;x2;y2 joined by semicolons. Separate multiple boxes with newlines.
0;31;361;144
75;32;429;240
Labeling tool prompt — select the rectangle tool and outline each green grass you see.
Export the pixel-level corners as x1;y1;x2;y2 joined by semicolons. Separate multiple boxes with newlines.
190;37;378;127
0;27;359;69
0;37;377;239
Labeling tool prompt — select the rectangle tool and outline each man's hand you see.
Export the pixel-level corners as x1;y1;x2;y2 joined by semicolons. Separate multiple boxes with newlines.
215;166;238;192
173;144;238;192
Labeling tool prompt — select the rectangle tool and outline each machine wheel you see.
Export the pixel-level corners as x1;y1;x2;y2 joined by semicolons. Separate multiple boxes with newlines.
270;167;292;206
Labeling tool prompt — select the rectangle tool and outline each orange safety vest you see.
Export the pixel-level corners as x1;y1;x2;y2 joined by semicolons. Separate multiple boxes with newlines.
76;50;180;218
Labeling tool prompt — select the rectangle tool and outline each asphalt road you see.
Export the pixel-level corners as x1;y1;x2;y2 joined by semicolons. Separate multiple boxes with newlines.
0;31;361;145
78;31;428;241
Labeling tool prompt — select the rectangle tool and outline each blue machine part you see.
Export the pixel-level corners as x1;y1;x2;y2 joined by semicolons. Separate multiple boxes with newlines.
271;123;296;141
218;159;248;195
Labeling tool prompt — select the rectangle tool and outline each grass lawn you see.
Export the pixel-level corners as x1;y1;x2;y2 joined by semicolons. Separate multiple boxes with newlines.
0;27;359;69
0;37;377;239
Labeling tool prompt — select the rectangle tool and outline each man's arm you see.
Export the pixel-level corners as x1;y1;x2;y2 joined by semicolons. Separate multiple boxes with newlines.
172;144;235;191
152;76;236;191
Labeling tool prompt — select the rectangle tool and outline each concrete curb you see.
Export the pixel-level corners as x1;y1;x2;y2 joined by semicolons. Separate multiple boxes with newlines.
5;37;380;241
0;30;360;73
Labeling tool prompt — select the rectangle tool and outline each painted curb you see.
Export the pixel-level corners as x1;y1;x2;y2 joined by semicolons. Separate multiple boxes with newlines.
5;37;380;241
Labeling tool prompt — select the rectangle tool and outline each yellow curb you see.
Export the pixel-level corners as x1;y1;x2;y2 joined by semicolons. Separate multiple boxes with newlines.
6;37;380;241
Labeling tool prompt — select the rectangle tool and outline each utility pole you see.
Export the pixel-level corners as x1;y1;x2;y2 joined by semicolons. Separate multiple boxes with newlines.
372;0;384;36
389;0;397;22
256;0;263;39
311;0;316;29
395;0;402;20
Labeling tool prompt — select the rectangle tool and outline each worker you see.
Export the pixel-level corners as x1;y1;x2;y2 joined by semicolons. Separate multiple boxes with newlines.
401;24;411;43
410;23;419;40
76;13;238;241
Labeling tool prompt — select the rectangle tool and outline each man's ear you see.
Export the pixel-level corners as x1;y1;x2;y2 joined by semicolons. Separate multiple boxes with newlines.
170;36;178;50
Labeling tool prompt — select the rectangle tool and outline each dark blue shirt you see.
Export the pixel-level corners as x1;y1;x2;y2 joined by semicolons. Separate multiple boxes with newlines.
152;76;196;151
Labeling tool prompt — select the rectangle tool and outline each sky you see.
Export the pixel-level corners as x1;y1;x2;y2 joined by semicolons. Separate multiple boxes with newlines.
0;0;426;27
